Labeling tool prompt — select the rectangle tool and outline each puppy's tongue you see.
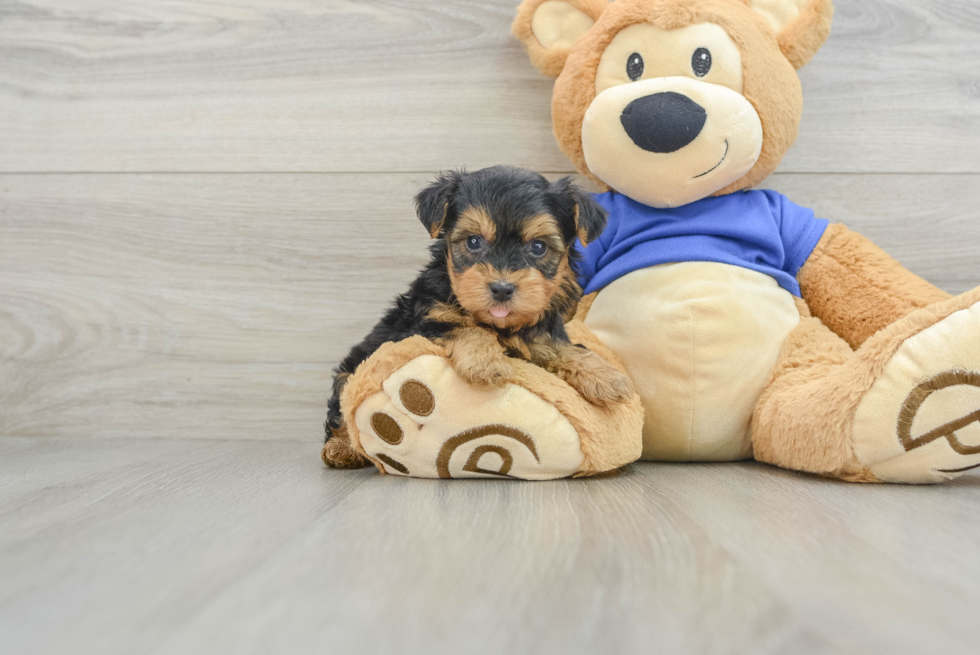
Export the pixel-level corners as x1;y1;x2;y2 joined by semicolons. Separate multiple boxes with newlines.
490;307;511;318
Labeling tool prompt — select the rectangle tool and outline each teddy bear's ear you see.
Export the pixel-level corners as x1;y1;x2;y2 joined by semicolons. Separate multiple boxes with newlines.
512;0;609;78
747;0;834;69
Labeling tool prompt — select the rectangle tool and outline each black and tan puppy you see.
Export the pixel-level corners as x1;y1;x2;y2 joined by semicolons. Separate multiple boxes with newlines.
323;165;634;468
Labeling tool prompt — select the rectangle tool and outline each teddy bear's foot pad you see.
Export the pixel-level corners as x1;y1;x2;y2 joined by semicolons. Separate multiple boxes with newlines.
352;355;587;479
853;298;980;483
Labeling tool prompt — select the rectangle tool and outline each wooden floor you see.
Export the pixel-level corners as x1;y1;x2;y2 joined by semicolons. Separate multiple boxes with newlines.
4;438;980;654
1;1;979;653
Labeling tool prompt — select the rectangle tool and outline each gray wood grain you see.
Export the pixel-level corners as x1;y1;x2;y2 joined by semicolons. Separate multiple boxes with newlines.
2;2;978;652
1;437;977;655
2;173;977;442
0;0;977;173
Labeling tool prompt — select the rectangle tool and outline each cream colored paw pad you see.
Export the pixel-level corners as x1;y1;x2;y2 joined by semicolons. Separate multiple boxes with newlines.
353;355;585;480
853;301;980;483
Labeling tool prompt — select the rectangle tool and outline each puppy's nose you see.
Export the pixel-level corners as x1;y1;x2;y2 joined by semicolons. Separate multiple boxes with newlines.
620;91;706;153
489;281;515;302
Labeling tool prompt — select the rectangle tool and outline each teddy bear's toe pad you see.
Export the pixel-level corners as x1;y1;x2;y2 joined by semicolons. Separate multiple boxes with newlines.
353;355;586;479
853;300;980;483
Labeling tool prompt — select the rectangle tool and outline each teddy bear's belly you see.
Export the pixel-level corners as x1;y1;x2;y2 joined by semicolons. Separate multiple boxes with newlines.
584;262;800;461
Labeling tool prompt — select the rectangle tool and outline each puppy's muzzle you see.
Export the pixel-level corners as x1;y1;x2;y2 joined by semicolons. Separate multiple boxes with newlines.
620;91;707;153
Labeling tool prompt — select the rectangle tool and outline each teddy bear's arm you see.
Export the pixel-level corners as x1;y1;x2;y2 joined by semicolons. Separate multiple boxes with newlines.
797;223;951;350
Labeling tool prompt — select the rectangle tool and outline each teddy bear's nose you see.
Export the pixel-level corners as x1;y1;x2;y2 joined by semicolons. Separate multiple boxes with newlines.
620;92;707;153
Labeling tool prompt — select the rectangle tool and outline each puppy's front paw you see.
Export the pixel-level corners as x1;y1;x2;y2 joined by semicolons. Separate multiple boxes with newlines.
570;368;635;408
454;356;515;388
322;426;369;469
558;350;635;408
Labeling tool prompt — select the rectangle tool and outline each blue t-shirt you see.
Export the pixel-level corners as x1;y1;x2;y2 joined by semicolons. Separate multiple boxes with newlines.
577;190;828;297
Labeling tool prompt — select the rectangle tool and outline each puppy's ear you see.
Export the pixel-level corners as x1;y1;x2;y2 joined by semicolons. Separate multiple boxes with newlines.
414;170;463;239
550;177;607;246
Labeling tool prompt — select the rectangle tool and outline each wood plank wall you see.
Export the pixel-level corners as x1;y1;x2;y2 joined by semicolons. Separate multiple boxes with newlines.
1;0;978;441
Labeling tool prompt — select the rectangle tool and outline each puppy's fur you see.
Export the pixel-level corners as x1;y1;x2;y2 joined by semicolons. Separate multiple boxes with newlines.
323;165;633;469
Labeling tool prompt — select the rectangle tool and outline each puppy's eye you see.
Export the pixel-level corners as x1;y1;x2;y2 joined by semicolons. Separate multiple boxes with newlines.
465;235;484;252
528;240;548;257
626;52;644;81
692;47;711;77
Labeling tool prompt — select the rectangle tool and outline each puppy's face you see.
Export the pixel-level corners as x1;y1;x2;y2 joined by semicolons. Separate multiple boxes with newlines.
415;166;608;329
447;206;568;329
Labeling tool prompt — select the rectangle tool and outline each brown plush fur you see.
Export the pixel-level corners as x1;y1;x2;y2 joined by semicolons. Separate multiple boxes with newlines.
798;224;952;349
751;297;863;478
545;0;807;195
512;0;611;77
753;289;980;481
775;0;834;69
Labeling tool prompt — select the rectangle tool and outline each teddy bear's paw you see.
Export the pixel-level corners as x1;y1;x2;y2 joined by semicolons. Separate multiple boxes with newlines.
853;298;980;483
351;355;587;479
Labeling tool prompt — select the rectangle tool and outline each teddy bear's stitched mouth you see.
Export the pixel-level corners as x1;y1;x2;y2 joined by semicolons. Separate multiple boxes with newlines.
692;140;729;179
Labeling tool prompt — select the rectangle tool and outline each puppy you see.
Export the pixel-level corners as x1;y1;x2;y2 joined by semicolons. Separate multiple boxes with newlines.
323;165;634;468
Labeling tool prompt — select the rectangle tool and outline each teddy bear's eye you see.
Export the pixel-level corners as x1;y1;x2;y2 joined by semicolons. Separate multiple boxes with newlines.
626;52;644;81
692;47;712;77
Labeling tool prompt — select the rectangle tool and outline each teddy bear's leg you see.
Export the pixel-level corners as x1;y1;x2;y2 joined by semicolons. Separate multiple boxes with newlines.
332;335;643;480
752;289;980;483
751;302;867;479
798;224;952;349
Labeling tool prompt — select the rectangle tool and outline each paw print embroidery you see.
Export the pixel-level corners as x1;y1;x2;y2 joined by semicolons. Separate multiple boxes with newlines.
366;379;540;478
364;378;433;476
351;354;583;480
897;370;980;474
434;425;539;479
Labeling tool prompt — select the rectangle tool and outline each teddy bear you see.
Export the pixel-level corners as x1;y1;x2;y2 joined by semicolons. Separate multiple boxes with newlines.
326;0;979;483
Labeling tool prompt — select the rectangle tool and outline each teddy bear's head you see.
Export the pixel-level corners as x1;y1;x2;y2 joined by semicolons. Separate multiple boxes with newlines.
513;0;833;208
